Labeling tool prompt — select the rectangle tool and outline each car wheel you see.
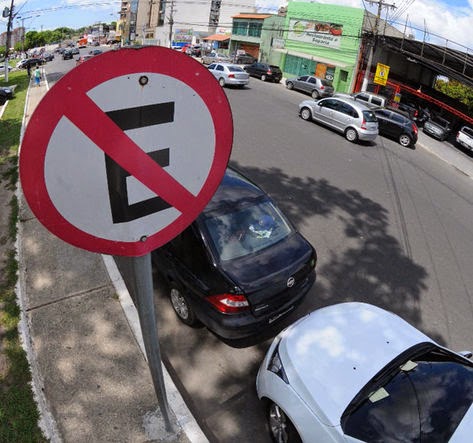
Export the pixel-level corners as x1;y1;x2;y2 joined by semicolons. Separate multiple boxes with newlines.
345;127;359;142
218;77;225;87
399;133;412;147
169;285;197;326
300;107;312;121
268;402;302;443
286;82;294;90
261;74;267;82
311;90;320;99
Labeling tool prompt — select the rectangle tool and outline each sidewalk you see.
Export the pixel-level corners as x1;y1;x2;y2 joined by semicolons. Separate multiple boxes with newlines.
17;75;205;442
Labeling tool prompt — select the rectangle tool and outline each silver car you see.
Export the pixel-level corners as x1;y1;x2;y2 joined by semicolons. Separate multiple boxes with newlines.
286;75;334;99
299;96;379;142
201;52;232;65
207;63;249;88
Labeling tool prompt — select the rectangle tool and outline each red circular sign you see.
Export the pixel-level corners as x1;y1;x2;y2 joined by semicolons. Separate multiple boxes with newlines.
20;46;233;256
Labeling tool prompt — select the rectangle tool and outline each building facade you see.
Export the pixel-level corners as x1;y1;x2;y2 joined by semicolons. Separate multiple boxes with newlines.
121;0;257;47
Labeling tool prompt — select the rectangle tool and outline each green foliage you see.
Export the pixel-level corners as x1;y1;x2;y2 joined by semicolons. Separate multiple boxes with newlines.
435;78;473;113
20;23;114;51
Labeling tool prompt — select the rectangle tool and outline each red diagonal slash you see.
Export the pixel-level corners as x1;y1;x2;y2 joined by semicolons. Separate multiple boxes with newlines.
63;88;198;214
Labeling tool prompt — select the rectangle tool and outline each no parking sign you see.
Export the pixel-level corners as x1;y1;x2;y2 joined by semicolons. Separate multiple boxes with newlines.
19;46;233;256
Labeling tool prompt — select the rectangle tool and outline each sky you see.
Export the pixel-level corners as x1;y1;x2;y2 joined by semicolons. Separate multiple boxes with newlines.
0;0;472;50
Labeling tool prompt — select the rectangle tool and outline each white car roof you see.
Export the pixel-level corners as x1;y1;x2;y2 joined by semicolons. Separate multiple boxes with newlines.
279;302;434;427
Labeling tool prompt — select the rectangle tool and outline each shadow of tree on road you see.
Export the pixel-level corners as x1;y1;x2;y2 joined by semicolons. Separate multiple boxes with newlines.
139;163;430;443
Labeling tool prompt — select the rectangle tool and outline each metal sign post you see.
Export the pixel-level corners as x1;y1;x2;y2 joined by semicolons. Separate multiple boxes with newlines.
131;253;173;432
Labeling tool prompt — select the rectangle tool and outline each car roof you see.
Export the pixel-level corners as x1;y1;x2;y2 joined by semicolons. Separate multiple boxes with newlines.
278;302;434;427
201;167;265;214
319;96;375;111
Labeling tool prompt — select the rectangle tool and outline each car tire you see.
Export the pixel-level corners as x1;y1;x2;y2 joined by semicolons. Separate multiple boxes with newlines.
300;107;312;121
286;82;294;90
345;127;359;143
311;90;320;99
399;134;412;147
261;74;267;82
267;402;302;443
169;285;197;326
218;77;225;87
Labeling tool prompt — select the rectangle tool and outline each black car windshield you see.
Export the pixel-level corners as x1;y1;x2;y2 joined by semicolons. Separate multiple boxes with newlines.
342;345;473;442
203;200;293;261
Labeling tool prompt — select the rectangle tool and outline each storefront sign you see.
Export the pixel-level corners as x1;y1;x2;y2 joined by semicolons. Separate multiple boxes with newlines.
288;19;343;49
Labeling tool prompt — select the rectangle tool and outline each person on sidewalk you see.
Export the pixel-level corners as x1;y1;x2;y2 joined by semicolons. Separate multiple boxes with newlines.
26;64;31;79
34;65;41;87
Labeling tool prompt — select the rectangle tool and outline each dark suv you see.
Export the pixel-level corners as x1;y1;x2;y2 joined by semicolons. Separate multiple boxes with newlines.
373;107;418;147
244;62;282;82
152;167;317;339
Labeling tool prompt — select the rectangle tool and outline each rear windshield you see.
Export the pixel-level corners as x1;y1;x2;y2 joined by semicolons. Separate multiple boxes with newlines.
321;79;332;87
363;110;378;122
228;66;246;72
431;116;450;128
203;200;292;261
462;127;473;137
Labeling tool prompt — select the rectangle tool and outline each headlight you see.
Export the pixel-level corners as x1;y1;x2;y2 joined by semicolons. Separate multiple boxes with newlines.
268;343;289;384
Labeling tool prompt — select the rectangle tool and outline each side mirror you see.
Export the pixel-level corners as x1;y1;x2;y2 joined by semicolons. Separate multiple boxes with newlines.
459;351;473;359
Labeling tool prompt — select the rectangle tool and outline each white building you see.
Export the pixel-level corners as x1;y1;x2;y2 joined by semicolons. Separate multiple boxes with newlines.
133;0;257;47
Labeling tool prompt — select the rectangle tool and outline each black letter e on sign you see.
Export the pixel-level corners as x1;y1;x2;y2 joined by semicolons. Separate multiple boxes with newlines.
105;102;174;224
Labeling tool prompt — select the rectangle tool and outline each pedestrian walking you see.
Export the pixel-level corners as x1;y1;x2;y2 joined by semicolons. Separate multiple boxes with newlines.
34;65;41;87
26;64;31;78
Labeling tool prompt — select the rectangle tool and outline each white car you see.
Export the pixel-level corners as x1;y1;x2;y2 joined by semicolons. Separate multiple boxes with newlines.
207;63;249;88
256;302;473;442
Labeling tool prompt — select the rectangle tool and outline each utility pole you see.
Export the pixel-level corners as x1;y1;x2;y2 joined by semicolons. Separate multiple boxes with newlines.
3;0;15;82
361;0;396;91
167;0;175;48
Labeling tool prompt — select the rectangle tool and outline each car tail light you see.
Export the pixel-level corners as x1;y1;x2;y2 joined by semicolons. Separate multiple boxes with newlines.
228;73;235;78
412;123;418;135
266;69;272;74
361;118;367;130
207;294;250;314
320;85;325;90
414;110;418;118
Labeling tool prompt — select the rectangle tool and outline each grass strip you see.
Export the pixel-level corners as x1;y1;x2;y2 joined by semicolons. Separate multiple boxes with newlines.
0;69;47;442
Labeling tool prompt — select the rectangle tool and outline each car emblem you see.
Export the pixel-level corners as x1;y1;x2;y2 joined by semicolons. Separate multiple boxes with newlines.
287;276;295;288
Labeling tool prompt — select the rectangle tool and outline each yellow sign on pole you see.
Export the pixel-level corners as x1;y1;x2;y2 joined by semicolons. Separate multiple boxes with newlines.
374;63;390;86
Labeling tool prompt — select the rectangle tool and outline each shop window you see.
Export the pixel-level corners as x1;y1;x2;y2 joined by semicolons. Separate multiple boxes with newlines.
340;70;348;82
233;21;248;36
248;22;262;37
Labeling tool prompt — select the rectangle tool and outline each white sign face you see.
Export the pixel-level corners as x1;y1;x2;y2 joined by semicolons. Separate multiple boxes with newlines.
45;73;214;242
20;47;233;256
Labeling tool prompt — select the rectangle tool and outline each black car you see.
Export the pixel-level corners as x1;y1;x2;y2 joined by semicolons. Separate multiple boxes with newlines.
244;62;282;82
152;167;317;339
17;58;44;69
398;102;430;126
63;50;74;60
232;52;256;65
374;107;418;147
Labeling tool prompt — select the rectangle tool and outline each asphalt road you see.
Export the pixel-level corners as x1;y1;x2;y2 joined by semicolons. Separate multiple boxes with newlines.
47;55;473;442
154;77;473;442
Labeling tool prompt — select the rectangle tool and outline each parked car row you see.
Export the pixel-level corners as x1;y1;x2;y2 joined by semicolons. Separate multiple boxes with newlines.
148;63;473;442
